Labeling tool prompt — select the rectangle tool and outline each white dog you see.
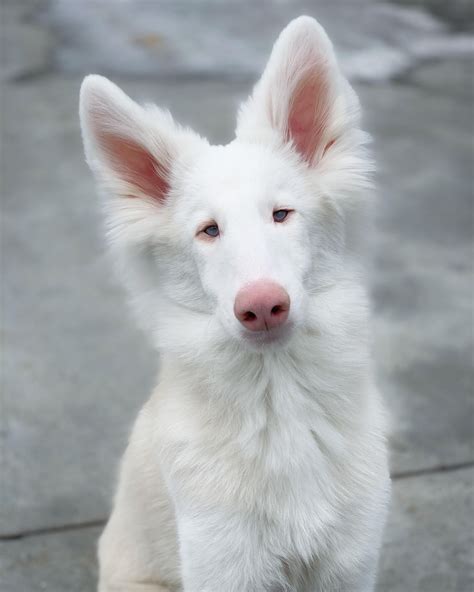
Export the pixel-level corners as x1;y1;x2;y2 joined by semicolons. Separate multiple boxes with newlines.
80;16;390;592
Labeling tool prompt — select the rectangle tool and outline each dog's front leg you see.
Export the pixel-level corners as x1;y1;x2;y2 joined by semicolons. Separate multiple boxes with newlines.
177;510;283;592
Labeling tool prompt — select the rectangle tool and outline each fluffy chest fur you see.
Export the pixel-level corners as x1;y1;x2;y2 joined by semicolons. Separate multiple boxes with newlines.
152;344;387;571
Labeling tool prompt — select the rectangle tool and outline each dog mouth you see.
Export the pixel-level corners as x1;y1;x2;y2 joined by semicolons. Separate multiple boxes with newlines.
239;323;293;348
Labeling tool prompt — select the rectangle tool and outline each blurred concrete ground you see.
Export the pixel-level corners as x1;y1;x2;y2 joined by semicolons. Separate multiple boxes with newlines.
1;1;473;591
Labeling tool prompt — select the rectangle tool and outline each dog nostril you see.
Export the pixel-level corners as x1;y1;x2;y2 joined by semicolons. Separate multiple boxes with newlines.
234;281;290;331
243;311;257;322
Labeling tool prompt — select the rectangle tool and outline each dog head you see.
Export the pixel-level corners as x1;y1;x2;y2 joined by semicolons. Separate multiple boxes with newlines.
80;17;372;358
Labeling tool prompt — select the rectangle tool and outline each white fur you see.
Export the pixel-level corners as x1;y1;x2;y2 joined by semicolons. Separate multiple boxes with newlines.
79;16;390;592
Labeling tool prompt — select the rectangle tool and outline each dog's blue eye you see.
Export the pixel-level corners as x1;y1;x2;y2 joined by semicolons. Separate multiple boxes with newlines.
273;209;291;223
203;224;219;237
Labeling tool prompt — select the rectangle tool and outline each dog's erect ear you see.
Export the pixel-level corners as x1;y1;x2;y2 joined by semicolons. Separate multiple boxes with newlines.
237;16;359;166
80;75;180;203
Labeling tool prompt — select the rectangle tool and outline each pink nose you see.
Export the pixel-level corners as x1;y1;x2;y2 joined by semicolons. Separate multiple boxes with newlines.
234;280;290;332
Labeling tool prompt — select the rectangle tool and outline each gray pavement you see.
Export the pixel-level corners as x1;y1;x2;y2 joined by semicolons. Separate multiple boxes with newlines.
1;1;473;591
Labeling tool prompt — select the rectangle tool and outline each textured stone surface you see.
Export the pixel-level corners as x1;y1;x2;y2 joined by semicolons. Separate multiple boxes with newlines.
1;1;473;590
1;0;53;81
366;59;474;474
0;526;100;592
41;0;473;82
379;468;474;592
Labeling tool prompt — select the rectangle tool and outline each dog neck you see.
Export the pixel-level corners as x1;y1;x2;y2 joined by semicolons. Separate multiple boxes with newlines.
158;326;373;439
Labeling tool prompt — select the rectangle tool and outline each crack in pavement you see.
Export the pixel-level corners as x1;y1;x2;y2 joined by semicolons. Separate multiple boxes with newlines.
390;459;474;480
0;518;106;541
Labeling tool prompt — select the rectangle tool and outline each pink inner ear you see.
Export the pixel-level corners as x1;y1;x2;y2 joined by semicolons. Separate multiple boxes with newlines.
99;132;169;202
287;66;331;164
